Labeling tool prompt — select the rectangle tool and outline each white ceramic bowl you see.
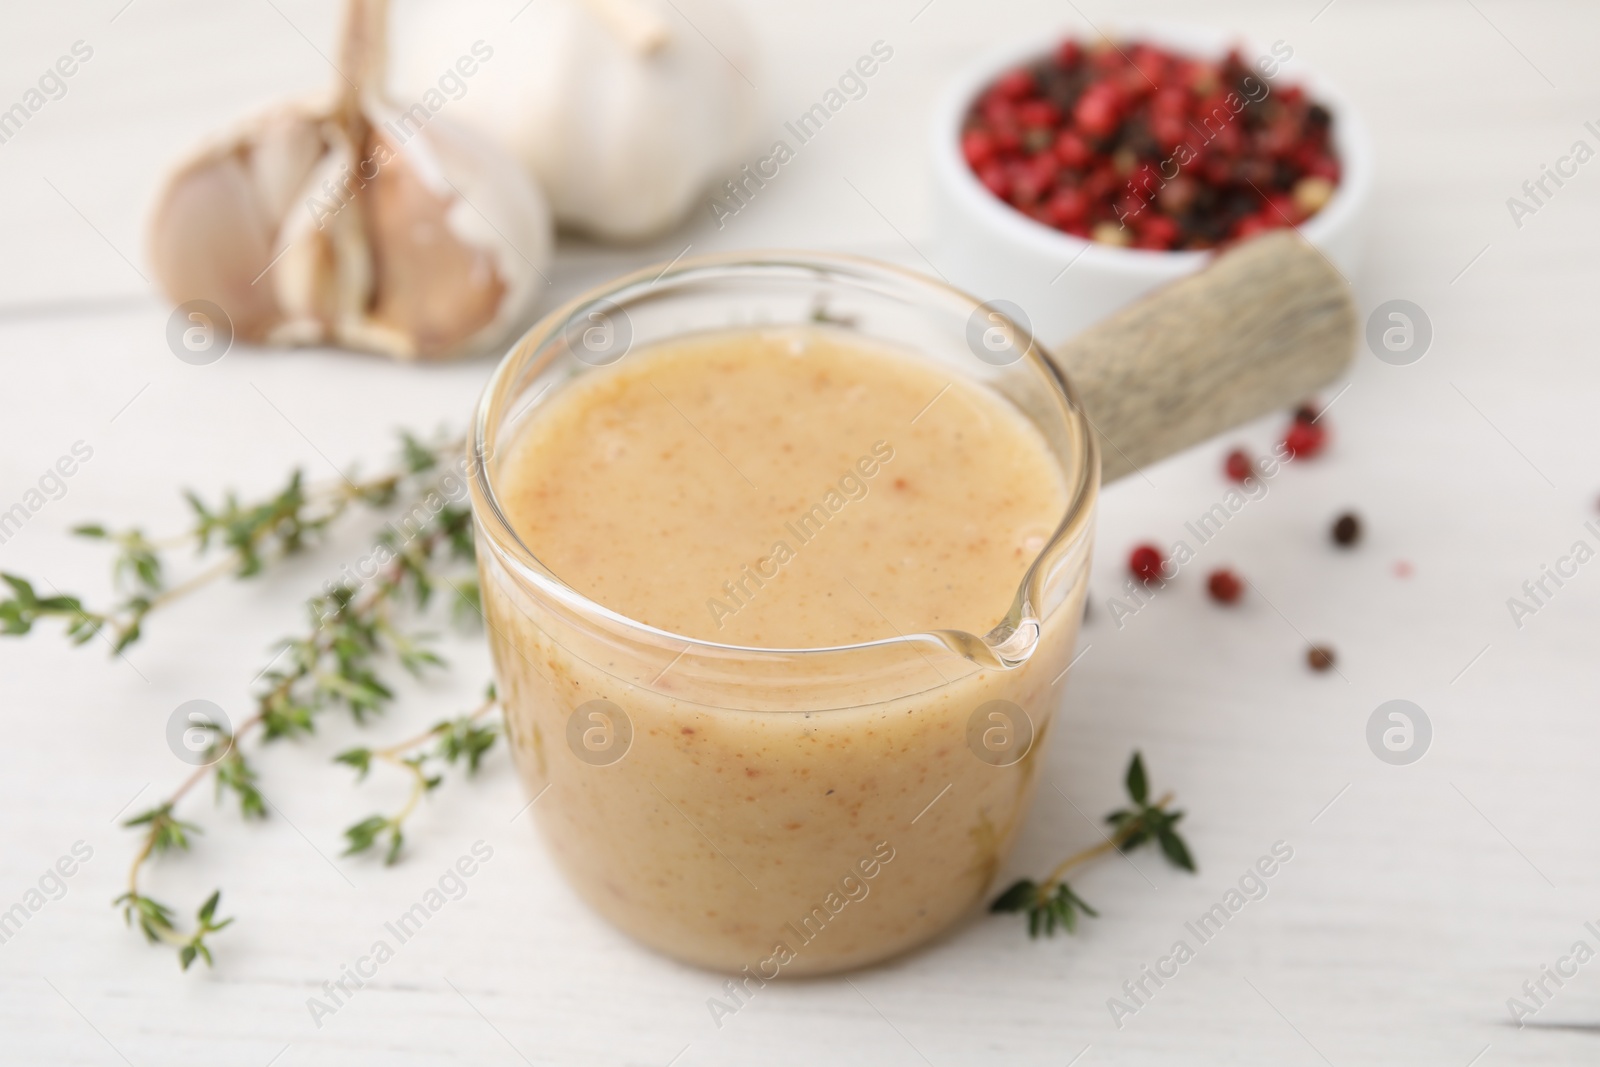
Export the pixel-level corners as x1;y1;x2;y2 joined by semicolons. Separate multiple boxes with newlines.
929;24;1373;346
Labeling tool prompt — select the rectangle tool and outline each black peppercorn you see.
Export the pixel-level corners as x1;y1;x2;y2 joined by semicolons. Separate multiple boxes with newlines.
1332;512;1361;547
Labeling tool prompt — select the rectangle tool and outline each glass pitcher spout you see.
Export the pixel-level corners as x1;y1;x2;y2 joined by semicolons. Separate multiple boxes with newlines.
929;615;1041;670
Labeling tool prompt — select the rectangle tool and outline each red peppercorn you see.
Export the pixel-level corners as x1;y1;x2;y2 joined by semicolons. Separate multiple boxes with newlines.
1233;213;1275;241
1207;569;1243;604
1259;120;1301;158
1264;194;1301;225
1054;130;1091;168
1283;419;1326;459
1151;115;1190;152
977;162;1010;199
1129;543;1165;584
1082;167;1119;201
1131;44;1169;84
1202;155;1234;186
981;95;1016;128
1135;214;1180;251
1194;92;1230;125
1090;46;1124;74
1308;155;1341;182
994;68;1035;100
1128;159;1161;190
1209;119;1244;157
961;129;997;169
1018;99;1061;129
1224;448;1254;483
1116;66;1153;100
1045;187;1089;228
1151;87;1187;120
1074;84;1122;138
1011;159;1056;204
1028;152;1060;186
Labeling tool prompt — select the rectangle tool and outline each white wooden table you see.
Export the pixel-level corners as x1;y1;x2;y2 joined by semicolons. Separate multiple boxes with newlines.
2;1;1597;1063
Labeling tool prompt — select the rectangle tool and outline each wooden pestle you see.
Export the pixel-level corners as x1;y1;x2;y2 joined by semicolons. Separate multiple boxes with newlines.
1050;231;1358;482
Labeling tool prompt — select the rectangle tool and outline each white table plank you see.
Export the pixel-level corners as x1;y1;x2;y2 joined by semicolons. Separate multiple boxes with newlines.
3;1;1598;1064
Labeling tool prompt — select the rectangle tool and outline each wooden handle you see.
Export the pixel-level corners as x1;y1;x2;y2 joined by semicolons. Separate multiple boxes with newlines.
1051;231;1358;483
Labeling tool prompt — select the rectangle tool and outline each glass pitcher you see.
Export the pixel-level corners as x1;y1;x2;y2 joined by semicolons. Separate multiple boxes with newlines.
469;252;1098;976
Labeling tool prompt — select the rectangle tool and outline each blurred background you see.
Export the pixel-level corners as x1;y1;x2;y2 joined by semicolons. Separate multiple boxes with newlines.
1;1;1597;1064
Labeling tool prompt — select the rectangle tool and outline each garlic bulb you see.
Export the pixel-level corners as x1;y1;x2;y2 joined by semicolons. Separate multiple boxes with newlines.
389;0;757;242
149;0;552;361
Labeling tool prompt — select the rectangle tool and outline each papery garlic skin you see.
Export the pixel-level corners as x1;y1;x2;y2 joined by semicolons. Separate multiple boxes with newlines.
389;0;758;242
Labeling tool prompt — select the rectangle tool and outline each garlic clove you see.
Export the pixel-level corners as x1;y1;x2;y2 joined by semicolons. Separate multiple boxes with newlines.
268;120;375;350
147;111;318;341
367;160;507;359
246;108;332;223
359;110;550;359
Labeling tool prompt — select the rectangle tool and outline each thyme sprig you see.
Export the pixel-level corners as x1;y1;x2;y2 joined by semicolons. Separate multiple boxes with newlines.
112;494;488;968
337;685;500;865
115;797;233;969
991;752;1196;938
0;430;463;653
2;428;506;970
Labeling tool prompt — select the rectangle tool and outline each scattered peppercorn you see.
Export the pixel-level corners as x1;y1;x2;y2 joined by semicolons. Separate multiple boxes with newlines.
1331;512;1361;546
1129;543;1165;583
1207;568;1243;603
1306;645;1336;671
1283;419;1326;459
1224;448;1255;483
961;39;1341;250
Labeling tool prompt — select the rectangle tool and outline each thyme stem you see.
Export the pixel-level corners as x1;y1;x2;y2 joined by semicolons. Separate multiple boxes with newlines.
374;692;498;760
1039;791;1174;892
